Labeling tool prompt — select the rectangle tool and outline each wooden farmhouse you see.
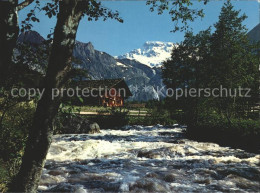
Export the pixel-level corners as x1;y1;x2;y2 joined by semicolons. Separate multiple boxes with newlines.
77;78;132;107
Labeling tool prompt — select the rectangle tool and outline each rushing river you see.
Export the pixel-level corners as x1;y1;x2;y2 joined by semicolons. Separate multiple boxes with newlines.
39;125;260;192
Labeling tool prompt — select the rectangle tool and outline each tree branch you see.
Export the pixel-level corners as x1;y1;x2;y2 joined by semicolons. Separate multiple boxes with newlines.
17;0;34;12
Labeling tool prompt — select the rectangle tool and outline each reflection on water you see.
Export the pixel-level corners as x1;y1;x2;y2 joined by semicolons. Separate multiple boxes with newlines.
39;125;260;192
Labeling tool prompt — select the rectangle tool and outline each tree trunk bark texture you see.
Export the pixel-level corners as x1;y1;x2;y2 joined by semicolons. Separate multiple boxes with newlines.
0;0;19;85
9;1;83;192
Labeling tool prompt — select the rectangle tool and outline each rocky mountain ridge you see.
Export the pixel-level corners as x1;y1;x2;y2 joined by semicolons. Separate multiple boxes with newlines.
18;31;165;101
248;23;260;43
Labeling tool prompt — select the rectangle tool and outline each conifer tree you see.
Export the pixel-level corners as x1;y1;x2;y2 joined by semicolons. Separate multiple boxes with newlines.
162;0;259;123
162;29;211;125
209;1;259;118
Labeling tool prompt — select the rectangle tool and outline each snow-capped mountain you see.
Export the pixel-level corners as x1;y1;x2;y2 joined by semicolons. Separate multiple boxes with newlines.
17;31;165;101
117;41;176;68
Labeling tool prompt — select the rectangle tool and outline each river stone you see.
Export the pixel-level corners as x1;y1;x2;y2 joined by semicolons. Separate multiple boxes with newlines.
88;122;100;134
61;115;100;134
216;167;260;181
163;173;176;182
47;183;74;192
137;150;161;159
48;170;65;176
146;172;159;178
130;179;169;192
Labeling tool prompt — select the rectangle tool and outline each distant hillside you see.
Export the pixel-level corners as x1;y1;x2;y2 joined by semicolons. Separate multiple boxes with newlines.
17;31;45;45
73;41;164;101
17;31;165;101
248;23;260;43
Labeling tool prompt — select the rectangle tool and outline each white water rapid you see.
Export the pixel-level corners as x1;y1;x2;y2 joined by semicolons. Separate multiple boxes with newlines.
39;125;260;192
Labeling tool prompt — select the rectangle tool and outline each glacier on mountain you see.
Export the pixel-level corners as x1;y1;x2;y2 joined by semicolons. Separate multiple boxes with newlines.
117;41;176;68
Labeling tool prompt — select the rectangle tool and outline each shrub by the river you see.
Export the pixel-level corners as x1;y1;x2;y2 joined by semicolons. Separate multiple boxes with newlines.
0;102;34;191
187;114;260;153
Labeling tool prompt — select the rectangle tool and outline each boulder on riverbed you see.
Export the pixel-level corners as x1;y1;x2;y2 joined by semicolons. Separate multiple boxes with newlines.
59;115;100;134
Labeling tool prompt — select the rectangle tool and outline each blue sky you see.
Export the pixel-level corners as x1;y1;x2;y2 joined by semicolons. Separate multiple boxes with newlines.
19;0;259;56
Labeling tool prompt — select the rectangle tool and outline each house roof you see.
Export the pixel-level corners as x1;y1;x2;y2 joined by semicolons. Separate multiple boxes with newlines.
77;78;132;97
